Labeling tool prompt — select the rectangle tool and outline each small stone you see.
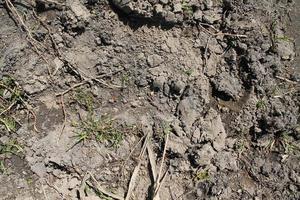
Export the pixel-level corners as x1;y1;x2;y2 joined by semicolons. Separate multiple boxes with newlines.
171;120;185;137
95;37;102;45
193;10;203;21
195;143;217;166
203;0;213;10
53;57;64;72
238;41;248;51
154;4;164;14
147;54;164;68
206;52;218;76
68;177;79;189
168;137;188;155
135;77;148;87
67;0;91;21
100;32;112;45
53;33;63;44
214;72;242;100
130;100;140;108
152;76;165;92
2;89;12;99
202;11;220;24
165;11;177;23
170;80;185;95
173;3;182;13
213;151;238;171
0;136;10;143
192;128;201;143
160;0;168;4
276;40;295;60
163;83;170;96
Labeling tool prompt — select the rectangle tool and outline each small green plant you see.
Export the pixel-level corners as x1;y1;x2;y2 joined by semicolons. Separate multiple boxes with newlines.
256;99;266;110
184;68;193;76
194;169;209;182
280;132;300;154
26;178;34;185
72;115;124;148
275;36;293;42
270;20;277;32
0;117;16;132
182;0;193;16
0;140;23;174
0;160;6;174
234;139;247;155
156;121;171;141
0;76;24;133
73;89;95;112
121;73;131;87
0;140;23;155
74;132;89;144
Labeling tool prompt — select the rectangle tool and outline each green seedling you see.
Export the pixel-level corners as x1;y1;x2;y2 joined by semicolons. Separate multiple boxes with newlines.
0;140;23;155
0;140;23;174
0;160;6;174
184;68;193;76
194;170;209;182
270;20;277;32
72;115;124;148
182;0;193;16
256;99;266;110
275;36;293;42
0;76;25;134
157;121;171;141
26;178;34;185
73;89;95;112
0;117;16;132
1;76;15;88
74;131;89;144
281;132;300;154
234;139;246;155
121;73;131;87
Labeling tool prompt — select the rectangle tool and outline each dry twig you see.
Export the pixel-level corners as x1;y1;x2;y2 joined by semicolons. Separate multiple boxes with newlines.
55;69;124;97
125;130;150;200
152;133;169;200
57;95;66;142
4;0;52;75
275;75;299;85
88;172;125;200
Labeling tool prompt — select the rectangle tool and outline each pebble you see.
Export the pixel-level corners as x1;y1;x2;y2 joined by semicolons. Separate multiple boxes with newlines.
147;54;164;68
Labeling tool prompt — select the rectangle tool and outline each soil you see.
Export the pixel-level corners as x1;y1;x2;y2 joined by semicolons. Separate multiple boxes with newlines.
0;0;299;200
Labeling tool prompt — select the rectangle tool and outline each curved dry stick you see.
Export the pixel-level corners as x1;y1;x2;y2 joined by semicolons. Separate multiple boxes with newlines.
57;95;66;142
4;0;52;75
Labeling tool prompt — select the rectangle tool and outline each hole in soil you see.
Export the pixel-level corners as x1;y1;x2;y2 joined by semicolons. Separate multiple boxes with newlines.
238;55;254;90
36;1;46;12
211;83;232;101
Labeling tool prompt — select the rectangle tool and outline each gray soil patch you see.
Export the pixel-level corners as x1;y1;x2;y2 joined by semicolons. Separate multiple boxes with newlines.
0;0;299;200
